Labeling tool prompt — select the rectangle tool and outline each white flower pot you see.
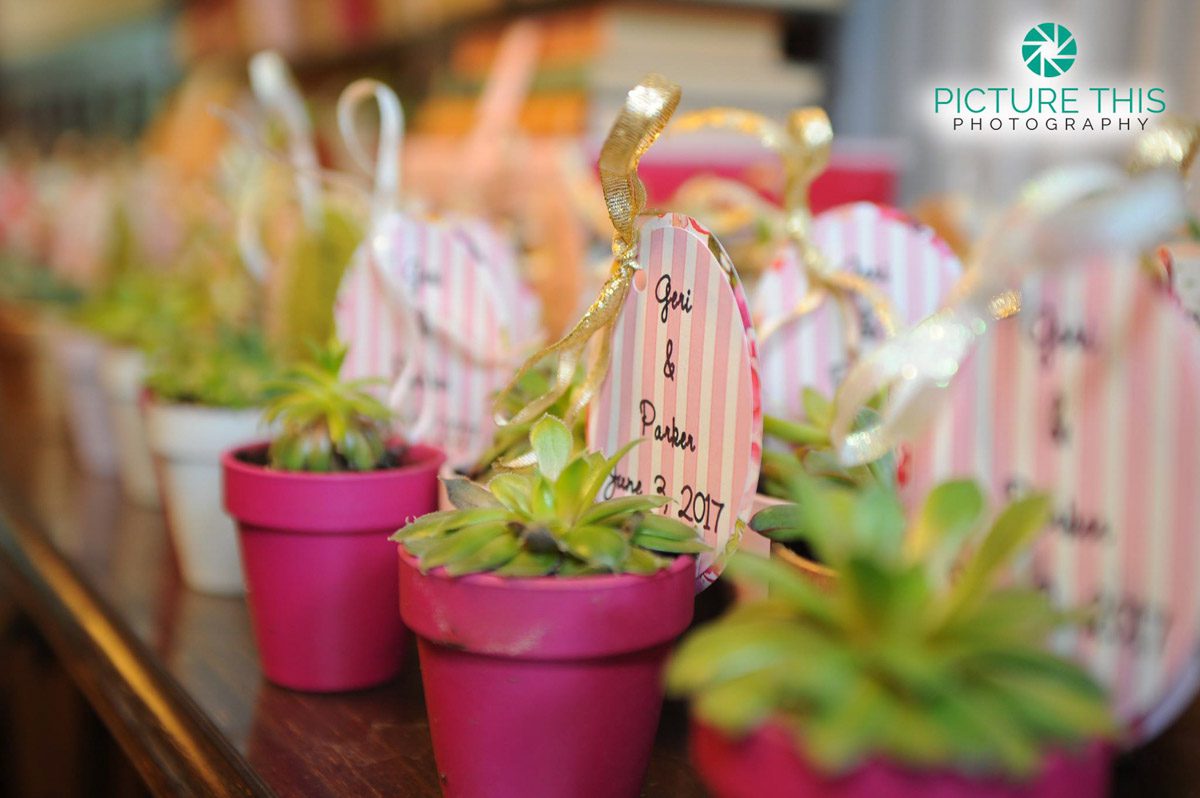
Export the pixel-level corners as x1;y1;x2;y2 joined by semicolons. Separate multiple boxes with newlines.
48;326;117;475
145;400;265;595
99;347;160;507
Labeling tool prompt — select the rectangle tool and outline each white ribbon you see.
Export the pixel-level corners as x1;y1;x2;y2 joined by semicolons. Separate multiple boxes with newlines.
830;165;1186;466
231;51;324;285
335;79;435;444
248;50;322;229
337;78;402;226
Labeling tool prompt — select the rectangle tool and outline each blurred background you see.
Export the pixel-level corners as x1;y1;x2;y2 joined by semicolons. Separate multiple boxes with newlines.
2;0;1198;201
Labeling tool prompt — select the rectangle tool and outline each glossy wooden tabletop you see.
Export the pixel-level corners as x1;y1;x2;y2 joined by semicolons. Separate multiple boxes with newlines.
0;317;1197;797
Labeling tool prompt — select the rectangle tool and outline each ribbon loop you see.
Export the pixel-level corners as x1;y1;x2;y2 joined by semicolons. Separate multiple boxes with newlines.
599;75;681;268
669;106;895;351
492;75;680;444
248;50;322;230
336;78;404;226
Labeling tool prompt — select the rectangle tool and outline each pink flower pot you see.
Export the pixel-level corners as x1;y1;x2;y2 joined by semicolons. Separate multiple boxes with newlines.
398;550;696;798
223;441;445;692
690;720;1111;798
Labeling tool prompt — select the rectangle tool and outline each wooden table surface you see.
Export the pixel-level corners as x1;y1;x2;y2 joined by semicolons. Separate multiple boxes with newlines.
0;320;1197;797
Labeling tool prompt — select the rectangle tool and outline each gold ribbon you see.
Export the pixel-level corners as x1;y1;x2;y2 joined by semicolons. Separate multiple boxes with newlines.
491;75;681;449
670;107;897;359
1129;116;1200;175
1130;117;1200;282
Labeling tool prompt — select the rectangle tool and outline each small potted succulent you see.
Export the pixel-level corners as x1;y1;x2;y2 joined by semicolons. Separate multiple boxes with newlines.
752;387;894;585
71;208;185;505
392;415;706;798
70;270;170;501
668;476;1115;798
435;361;586;509
144;327;276;595
223;341;444;692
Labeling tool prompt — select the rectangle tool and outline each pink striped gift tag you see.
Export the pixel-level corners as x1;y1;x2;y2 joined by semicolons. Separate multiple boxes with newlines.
334;213;526;467
753;203;961;420
588;213;763;590
903;261;1200;744
449;216;544;347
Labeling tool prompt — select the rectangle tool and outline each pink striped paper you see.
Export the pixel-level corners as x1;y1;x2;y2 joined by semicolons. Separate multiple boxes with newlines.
903;262;1200;745
334;213;531;467
588;213;763;590
753;203;961;420
451;216;544;347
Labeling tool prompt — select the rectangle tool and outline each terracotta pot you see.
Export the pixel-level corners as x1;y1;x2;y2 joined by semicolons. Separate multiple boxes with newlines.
145;399;264;595
399;549;695;798
690;720;1111;798
98;346;159;506
224;441;444;692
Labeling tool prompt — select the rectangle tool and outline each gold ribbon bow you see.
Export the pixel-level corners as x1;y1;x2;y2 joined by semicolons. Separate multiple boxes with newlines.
670;107;897;359
492;75;681;443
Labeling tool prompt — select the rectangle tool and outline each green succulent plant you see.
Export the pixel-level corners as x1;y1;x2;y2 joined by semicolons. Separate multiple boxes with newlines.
467;361;586;481
73;270;186;350
760;387;893;498
667;475;1114;779
263;340;394;471
146;328;277;409
392;414;708;577
270;205;362;364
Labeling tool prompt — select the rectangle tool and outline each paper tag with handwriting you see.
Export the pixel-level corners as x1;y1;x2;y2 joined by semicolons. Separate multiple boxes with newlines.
754;203;961;419
588;214;763;590
452;216;544;348
335;213;528;467
903;262;1200;743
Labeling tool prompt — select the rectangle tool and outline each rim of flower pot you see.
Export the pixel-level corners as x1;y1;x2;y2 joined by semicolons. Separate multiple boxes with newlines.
224;439;443;482
398;545;694;592
690;718;1113;796
223;440;446;534
398;548;696;660
146;397;267;461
